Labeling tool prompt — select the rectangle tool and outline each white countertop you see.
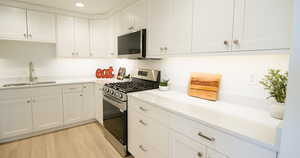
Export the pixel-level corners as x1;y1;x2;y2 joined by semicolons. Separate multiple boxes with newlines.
0;78;125;90
128;90;282;152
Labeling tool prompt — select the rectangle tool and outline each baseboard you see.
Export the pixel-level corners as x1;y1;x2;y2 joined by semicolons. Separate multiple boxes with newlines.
0;119;97;144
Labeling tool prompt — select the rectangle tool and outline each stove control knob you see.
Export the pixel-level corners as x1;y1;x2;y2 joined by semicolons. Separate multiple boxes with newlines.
115;92;123;98
110;89;114;95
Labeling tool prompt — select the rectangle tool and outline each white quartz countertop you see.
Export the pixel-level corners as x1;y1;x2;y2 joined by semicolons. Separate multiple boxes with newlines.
128;90;282;152
0;78;124;90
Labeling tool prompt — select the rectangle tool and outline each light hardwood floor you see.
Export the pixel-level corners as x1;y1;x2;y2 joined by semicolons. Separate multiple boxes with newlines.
0;123;133;158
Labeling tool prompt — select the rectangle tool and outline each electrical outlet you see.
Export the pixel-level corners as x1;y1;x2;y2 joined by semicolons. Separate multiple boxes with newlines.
249;74;257;86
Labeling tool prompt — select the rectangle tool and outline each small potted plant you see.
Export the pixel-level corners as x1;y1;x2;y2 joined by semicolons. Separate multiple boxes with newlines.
159;79;170;91
260;69;288;120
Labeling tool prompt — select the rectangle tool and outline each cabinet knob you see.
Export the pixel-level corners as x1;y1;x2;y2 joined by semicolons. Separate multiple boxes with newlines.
28;34;32;38
164;47;168;51
80;94;83;96
24;33;27;38
197;152;203;157
160;47;164;51
139;145;147;152
139;106;148;112
139;120;147;126
26;100;31;104
233;40;240;45
224;40;229;45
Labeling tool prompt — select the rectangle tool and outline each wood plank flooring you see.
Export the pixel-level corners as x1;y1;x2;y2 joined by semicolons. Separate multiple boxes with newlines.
0;123;133;158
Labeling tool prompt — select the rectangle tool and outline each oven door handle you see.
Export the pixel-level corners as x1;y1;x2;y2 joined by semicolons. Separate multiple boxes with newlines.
103;95;127;111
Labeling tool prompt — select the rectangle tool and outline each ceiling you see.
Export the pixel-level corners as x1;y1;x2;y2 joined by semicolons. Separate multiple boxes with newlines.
14;0;136;14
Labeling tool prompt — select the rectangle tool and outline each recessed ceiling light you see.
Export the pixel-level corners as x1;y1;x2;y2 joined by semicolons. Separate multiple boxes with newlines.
75;2;85;8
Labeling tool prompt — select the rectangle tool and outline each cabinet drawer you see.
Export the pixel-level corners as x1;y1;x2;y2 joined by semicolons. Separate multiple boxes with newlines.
128;96;171;125
32;86;62;96
63;85;83;93
0;88;33;99
207;148;229;158
170;114;277;158
129;110;169;157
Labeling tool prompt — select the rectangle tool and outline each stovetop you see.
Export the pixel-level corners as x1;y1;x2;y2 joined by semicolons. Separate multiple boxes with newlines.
104;80;158;93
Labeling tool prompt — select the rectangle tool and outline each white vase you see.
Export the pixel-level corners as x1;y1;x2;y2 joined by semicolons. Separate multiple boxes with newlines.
159;86;169;91
270;103;285;120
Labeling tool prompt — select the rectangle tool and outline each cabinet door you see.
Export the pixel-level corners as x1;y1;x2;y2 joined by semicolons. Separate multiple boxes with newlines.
0;98;33;139
75;18;91;57
128;0;147;31
148;0;172;56
232;0;292;51
107;15;117;57
207;148;229;158
90;19;109;57
27;10;56;43
167;0;193;54
0;5;27;41
170;132;206;158
118;9;134;35
63;92;83;124
32;95;63;131
95;86;103;124
82;84;95;120
192;0;234;53
56;15;75;57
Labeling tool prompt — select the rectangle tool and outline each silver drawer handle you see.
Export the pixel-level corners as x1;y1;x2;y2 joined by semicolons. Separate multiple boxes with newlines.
139;106;148;112
139;145;147;152
198;132;215;142
139;120;147;126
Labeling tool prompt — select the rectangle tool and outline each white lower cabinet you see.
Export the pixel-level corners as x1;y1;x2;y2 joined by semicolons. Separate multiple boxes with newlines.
170;132;206;158
0;83;96;142
0;97;33;139
128;96;278;158
63;91;84;124
32;94;63;131
82;84;95;120
95;84;103;124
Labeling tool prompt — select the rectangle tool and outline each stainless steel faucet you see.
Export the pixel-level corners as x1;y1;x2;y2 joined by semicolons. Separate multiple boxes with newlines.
29;62;38;82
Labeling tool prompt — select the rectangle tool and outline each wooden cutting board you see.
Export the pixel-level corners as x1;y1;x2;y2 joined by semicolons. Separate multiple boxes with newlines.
188;72;222;101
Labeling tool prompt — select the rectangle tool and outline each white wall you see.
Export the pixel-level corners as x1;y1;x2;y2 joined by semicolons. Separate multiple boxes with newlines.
279;0;300;157
115;53;290;109
0;40;114;82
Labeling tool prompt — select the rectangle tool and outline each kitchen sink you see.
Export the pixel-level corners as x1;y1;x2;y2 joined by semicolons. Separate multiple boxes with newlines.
2;81;56;87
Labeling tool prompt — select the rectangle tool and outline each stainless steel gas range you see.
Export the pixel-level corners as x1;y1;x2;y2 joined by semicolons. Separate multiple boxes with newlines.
102;68;160;157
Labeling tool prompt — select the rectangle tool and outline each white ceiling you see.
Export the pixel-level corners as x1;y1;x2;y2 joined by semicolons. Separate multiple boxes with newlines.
14;0;136;14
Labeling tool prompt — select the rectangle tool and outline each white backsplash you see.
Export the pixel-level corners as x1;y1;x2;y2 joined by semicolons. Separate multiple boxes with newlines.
0;40;114;82
114;54;290;110
0;40;290;110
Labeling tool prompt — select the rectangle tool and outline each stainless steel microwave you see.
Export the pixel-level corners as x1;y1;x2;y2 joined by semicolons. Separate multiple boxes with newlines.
117;29;146;58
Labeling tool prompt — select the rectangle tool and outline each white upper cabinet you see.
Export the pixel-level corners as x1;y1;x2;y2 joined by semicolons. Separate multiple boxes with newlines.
148;0;193;56
232;0;292;51
27;10;56;43
90;19;110;57
167;0;193;54
56;15;90;58
74;18;91;57
0;5;56;43
147;0;172;56
0;6;27;41
117;0;147;35
192;0;235;53
56;15;75;57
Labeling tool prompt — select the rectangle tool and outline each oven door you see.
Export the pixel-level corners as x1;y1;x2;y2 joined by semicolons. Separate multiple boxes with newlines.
103;95;127;146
